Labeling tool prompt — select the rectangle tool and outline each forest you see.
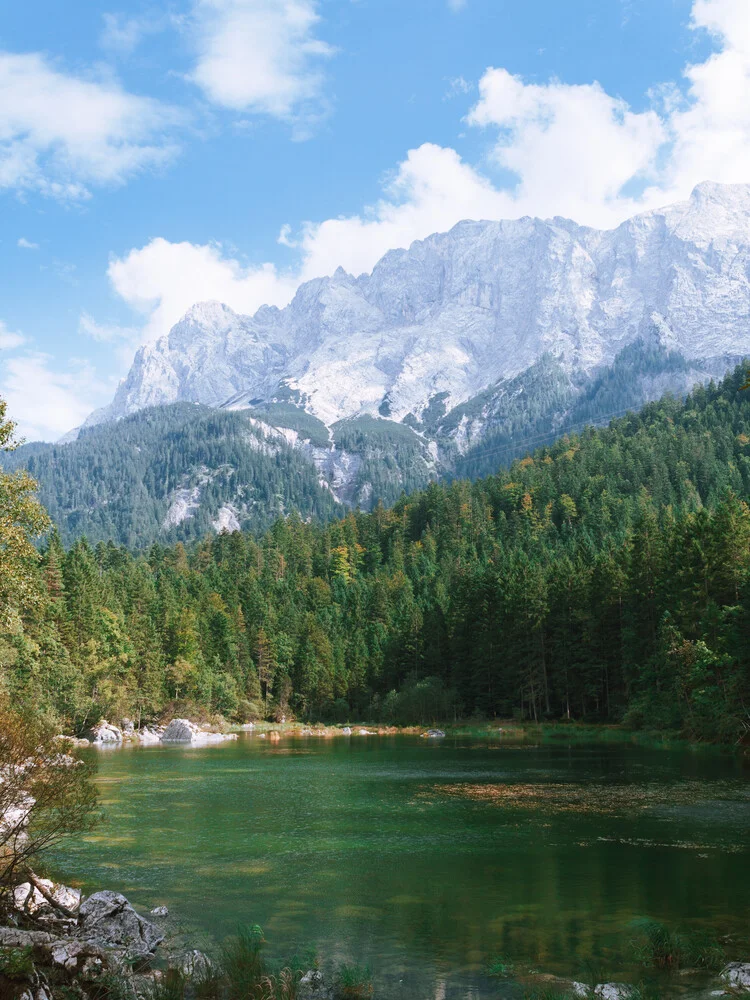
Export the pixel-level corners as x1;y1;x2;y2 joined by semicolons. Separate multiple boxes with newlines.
2;364;750;743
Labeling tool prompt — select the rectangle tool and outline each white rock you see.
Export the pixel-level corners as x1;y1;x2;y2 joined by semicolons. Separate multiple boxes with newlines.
178;949;214;979
88;720;123;745
160;718;236;744
138;727;163;744
722;964;750;989
573;984;633;1000
13;879;80;915
78;890;164;958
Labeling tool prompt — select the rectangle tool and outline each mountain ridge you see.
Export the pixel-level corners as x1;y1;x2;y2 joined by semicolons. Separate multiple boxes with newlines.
89;181;750;435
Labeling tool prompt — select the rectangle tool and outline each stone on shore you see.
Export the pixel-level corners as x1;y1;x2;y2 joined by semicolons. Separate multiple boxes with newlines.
178;949;214;979
138;726;164;744
298;970;333;1000
425;729;446;738
573;983;633;1000
13;879;81;916
160;718;238;744
78;890;164;959
721;964;750;989
86;720;123;745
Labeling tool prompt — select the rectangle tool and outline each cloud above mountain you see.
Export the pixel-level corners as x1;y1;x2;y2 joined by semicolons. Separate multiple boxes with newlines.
107;0;750;342
187;0;335;129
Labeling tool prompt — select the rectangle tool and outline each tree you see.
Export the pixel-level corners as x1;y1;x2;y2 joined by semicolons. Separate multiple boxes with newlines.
0;398;50;633
0;706;99;915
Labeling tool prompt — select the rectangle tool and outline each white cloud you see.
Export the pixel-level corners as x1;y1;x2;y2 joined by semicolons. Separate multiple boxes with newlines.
0;351;113;441
0;322;26;351
107;237;298;341
79;311;139;343
466;70;665;227
447;0;467;10
0;51;182;199
17;237;39;249
104;0;750;345
188;0;335;125
100;12;164;53
444;76;473;100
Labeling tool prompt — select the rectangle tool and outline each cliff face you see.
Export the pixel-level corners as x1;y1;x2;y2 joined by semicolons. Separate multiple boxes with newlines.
94;182;750;431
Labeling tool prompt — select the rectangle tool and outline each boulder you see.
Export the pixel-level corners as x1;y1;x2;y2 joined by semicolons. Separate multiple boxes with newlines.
13;878;81;916
573;984;633;1000
342;727;352;735
160;719;237;744
240;722;255;730
138;727;163;744
87;720;123;745
425;729;446;738
54;735;90;748
721;964;750;989
78;890;164;959
150;905;169;917
178;949;214;979
298;970;333;1000
0;926;114;976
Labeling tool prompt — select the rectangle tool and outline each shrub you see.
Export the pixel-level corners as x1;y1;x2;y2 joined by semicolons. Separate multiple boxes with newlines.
334;964;373;1000
629;918;725;971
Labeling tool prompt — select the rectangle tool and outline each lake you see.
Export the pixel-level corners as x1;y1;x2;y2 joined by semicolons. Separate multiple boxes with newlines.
52;733;750;998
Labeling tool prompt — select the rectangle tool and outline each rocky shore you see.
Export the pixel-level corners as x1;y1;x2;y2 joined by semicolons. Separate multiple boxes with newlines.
1;880;173;999
59;718;450;749
60;718;240;748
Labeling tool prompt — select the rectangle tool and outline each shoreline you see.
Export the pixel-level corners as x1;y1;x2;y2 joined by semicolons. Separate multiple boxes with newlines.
69;718;747;755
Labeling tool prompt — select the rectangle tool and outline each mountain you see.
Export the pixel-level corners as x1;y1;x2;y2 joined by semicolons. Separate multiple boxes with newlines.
7;182;749;545
96;181;750;432
1;405;341;547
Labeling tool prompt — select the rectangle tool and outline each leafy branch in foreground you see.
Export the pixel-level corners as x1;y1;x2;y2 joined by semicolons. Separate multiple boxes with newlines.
0;707;100;914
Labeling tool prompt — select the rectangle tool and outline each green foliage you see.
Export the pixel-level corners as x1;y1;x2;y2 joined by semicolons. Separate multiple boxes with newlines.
220;925;302;1000
0;947;34;979
333;964;373;1000
486;955;515;978
3;367;750;740
629;918;725;971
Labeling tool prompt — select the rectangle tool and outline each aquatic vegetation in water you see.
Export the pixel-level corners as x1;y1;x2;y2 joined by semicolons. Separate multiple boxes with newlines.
334;964;374;999
487;954;516;978
425;780;743;816
629;918;725;971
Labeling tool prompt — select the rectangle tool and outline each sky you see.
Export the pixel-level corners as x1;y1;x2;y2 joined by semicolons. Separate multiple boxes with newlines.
1;0;749;440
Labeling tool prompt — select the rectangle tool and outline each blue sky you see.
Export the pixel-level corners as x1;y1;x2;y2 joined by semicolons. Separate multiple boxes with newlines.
0;0;746;440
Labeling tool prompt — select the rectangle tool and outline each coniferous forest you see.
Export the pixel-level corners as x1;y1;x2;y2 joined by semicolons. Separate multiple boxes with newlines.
3;364;750;743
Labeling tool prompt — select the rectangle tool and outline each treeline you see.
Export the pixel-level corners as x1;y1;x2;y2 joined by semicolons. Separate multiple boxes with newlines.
3;366;750;741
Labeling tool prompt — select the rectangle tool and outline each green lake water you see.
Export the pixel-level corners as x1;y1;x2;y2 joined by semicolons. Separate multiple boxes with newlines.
52;734;750;998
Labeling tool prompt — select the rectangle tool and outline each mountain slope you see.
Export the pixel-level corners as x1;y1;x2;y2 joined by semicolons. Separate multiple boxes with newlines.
9;182;750;545
94;181;750;435
2;405;341;547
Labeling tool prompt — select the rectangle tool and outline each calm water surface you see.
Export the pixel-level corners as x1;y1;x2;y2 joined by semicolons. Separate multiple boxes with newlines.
52;734;750;998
